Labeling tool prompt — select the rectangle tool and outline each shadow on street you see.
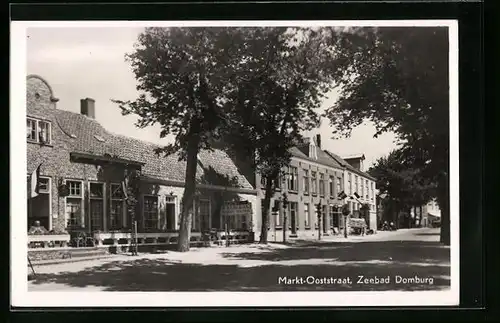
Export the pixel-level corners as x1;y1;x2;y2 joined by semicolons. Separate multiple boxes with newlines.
29;240;450;292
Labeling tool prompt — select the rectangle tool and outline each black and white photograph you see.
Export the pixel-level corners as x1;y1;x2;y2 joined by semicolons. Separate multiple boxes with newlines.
11;20;459;307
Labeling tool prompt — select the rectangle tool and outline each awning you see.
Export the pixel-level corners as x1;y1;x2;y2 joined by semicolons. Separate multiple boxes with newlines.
70;152;144;168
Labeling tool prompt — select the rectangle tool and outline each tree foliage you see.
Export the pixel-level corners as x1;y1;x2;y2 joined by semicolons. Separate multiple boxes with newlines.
325;27;450;244
222;27;340;243
113;27;248;251
368;150;435;227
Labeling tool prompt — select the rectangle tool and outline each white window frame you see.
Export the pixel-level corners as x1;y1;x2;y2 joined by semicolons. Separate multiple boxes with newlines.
311;171;317;195
27;175;52;230
26;117;52;145
88;181;106;232
64;179;84;229
26;118;37;142
288;166;298;192
329;176;335;198
319;173;326;197
348;173;352;195
143;194;160;230
303;169;309;194
288;202;298;231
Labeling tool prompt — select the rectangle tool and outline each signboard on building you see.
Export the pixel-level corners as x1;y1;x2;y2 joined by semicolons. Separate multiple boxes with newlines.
221;201;253;231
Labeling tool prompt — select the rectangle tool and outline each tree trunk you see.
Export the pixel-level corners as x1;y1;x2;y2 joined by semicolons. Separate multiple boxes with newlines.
259;174;274;244
437;174;450;245
177;122;201;252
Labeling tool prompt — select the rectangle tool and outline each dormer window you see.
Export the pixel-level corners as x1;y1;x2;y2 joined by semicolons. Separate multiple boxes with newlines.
27;117;51;145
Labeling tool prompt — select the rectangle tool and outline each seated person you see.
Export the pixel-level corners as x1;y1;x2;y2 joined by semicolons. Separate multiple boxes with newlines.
28;220;48;235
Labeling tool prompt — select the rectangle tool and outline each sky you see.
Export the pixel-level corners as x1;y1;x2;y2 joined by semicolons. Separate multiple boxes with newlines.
27;26;398;169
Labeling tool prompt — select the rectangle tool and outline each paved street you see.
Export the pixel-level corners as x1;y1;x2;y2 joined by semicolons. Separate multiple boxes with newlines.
28;228;450;292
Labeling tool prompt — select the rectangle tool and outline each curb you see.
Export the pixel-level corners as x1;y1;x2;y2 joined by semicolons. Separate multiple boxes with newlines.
30;254;115;267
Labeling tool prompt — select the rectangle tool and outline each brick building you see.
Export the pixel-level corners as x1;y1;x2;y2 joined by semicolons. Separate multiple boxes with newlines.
257;135;377;242
26;75;259;242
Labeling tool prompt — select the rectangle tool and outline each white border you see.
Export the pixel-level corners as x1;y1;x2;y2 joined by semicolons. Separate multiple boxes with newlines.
11;20;459;307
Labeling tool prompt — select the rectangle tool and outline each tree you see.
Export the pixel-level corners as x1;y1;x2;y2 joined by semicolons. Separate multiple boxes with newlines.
325;27;450;244
222;27;339;243
113;27;247;251
368;150;435;229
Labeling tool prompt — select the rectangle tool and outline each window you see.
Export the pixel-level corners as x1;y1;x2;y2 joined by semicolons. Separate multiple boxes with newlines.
337;177;342;196
89;183;104;231
274;174;281;190
303;170;309;194
143;195;159;230
66;200;82;227
260;176;266;188
348;173;352;195
355;175;358;195
304;203;310;228
89;182;104;198
361;177;364;198
329;176;335;197
371;182;374;201
365;180;369;200
32;177;50;194
26;117;51;144
288;166;298;191
311;171;317;195
330;205;336;228
67;181;82;197
27;118;36;141
110;183;125;229
319;173;325;196
314;204;319;229
65;180;83;229
26;176;51;230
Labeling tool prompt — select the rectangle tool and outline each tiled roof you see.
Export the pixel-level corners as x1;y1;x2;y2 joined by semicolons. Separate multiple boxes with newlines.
289;145;343;170
48;109;253;190
323;150;376;181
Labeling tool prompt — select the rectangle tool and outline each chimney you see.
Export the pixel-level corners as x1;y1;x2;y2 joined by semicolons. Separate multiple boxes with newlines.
80;98;95;119
316;134;321;149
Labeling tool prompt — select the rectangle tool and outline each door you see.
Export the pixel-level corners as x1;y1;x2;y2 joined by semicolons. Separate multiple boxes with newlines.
199;199;210;232
90;199;104;231
290;202;297;234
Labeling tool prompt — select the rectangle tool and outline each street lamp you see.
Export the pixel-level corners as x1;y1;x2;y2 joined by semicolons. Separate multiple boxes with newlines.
341;203;350;238
337;191;350;238
316;202;322;240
